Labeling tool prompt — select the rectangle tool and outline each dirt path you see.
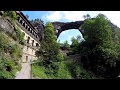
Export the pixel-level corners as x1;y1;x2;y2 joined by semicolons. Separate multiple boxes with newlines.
15;63;31;79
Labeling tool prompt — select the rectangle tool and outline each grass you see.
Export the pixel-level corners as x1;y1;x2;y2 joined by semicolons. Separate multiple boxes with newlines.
32;61;72;79
0;30;22;79
32;65;51;79
56;62;72;79
32;52;101;79
32;58;100;79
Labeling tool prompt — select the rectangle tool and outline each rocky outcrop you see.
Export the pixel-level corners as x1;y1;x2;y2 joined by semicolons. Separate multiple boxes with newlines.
0;18;14;33
52;21;84;38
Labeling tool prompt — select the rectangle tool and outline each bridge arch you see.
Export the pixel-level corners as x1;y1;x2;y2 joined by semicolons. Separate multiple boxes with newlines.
51;21;84;38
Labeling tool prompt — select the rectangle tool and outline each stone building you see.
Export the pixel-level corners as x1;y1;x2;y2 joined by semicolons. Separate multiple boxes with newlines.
14;11;41;63
0;11;42;63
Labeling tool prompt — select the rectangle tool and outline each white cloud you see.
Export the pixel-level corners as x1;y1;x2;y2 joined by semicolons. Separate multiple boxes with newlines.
43;11;63;22
42;11;120;44
43;11;86;22
68;36;72;40
43;11;120;28
62;11;85;21
61;31;66;35
85;11;120;28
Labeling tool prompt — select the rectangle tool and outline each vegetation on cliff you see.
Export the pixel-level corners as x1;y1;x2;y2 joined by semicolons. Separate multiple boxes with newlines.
0;11;23;79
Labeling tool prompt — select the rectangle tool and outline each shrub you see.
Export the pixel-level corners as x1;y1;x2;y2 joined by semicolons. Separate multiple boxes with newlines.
3;11;17;20
56;53;64;62
0;32;9;51
9;44;22;60
15;28;25;45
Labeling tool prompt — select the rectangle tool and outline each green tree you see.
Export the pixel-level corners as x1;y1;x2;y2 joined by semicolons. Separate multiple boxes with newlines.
62;40;70;50
3;11;17;20
35;22;61;76
14;28;25;45
70;37;79;54
81;13;118;78
83;14;91;19
36;22;59;63
25;14;29;19
30;18;44;25
71;37;79;48
0;32;9;51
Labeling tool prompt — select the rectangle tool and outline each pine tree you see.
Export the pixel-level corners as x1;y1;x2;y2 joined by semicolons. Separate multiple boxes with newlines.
36;22;60;64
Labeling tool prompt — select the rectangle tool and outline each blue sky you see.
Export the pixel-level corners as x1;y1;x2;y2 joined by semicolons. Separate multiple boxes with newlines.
22;11;120;44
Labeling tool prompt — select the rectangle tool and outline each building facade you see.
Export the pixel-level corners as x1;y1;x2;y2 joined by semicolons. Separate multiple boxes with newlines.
15;11;41;63
0;11;42;63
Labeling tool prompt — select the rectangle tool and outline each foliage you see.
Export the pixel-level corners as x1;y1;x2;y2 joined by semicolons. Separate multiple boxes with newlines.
61;40;70;50
66;62;98;79
56;53;64;62
35;22;60;76
36;22;59;61
0;31;22;79
30;18;44;25
32;65;50;79
32;60;72;79
0;32;10;51
15;28;25;45
83;14;91;19
56;61;72;79
0;54;18;79
71;37;78;47
80;13;119;78
9;44;22;60
70;37;79;54
3;11;17;20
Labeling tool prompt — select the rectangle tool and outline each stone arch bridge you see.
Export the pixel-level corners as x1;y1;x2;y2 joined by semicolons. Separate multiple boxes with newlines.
51;21;84;38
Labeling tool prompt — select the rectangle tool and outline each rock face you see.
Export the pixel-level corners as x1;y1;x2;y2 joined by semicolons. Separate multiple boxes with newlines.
52;21;84;38
0;18;14;33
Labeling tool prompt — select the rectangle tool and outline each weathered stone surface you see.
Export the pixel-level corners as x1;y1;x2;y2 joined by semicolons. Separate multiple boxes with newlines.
52;21;84;38
0;18;14;33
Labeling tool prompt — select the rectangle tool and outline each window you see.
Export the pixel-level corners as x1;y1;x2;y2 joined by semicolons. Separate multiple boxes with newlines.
26;56;28;62
32;40;34;46
27;36;30;43
36;43;39;47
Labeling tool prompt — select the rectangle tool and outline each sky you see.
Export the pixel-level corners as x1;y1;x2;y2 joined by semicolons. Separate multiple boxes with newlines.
22;11;120;44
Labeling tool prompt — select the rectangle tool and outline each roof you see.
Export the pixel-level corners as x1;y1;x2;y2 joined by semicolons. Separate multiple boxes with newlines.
15;11;38;34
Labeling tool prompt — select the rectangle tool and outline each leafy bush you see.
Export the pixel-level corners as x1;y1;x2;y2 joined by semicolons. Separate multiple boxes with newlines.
0;22;22;79
56;53;64;62
15;28;25;45
56;62;72;79
0;32;9;51
32;65;50;79
9;44;22;60
11;32;17;41
3;11;17;20
79;14;119;78
0;54;18;79
66;61;98;79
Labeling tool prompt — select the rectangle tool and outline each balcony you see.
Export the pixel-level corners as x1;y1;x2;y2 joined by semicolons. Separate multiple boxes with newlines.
16;20;40;44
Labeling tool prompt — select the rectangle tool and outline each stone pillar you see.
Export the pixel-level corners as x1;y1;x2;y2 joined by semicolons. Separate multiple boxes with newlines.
29;28;31;32
26;25;28;29
25;23;27;29
18;17;22;23
21;20;24;26
31;29;33;34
